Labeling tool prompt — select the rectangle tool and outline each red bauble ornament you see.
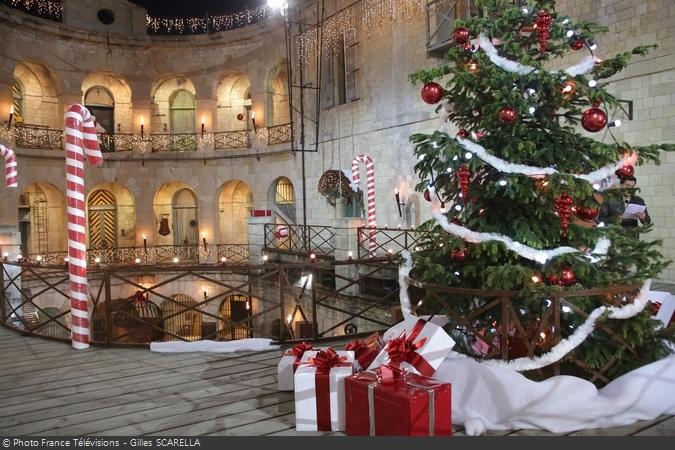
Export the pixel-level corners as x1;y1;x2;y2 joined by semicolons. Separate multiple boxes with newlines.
498;106;518;124
559;267;577;286
462;42;473;52
457;128;469;139
570;39;585;50
457;165;471;201
581;107;607;132
576;206;599;221
554;192;574;237
474;130;487;139
615;164;634;179
421;82;444;104
546;273;561;285
236;113;244;121
535;10;553;52
423;189;432;202
453;27;471;44
451;248;468;262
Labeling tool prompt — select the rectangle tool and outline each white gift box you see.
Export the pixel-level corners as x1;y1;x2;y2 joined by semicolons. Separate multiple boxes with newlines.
294;350;354;431
278;344;323;391
368;317;455;376
649;291;675;326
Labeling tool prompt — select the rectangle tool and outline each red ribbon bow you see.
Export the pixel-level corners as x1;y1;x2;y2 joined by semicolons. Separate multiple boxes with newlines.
384;319;435;377
307;348;350;373
286;341;314;359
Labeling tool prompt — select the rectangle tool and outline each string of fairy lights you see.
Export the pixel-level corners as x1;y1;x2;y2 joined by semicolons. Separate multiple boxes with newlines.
146;5;271;35
297;0;425;66
4;0;63;22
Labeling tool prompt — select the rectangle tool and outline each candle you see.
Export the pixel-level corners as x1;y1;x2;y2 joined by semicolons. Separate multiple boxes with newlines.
140;115;144;137
142;234;147;254
201;115;205;136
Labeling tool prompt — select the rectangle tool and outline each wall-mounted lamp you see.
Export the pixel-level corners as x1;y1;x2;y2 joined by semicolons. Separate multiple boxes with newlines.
203;288;208;301
140;115;144;138
202;232;207;250
142;234;147;254
117;123;121;133
251;110;257;134
201;115;206;137
7;104;14;130
394;189;405;218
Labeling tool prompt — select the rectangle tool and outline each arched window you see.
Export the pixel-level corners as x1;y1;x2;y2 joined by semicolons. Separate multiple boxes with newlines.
84;86;115;133
87;189;117;249
170;89;196;134
172;188;198;245
272;177;296;223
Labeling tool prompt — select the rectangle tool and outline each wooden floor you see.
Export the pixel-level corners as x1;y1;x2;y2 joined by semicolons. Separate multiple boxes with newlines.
0;326;673;436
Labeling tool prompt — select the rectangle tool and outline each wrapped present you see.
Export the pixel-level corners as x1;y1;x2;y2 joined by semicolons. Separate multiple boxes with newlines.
649;291;675;326
278;341;315;391
345;369;452;436
294;348;355;431
368;317;455;376
345;332;382;372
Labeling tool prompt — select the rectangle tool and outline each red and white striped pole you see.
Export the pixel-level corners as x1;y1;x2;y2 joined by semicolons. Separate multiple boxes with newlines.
65;104;102;349
0;144;18;188
351;155;377;255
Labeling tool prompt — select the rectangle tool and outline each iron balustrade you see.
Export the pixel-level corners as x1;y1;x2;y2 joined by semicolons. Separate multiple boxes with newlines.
98;133;136;153
357;227;431;259
1;258;398;345
150;133;198;152
264;224;336;257
216;244;250;263
12;124;64;150
267;123;292;145
214;130;250;150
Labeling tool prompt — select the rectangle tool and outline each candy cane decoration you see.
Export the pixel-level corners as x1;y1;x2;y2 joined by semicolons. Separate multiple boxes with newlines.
0;144;18;188
65;104;102;349
351;155;377;255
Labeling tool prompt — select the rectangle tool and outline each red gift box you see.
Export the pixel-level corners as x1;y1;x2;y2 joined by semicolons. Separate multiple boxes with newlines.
345;332;382;371
345;371;452;436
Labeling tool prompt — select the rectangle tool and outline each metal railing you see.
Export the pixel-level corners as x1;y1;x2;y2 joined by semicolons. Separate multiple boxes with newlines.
12;124;63;150
21;244;250;266
357;227;431;259
1;258;398;345
150;133;198;152
264;224;336;257
267;123;292;145
214;130;250;150
99;133;136;153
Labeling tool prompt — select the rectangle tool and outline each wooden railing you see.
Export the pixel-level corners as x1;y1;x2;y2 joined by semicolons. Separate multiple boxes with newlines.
357;227;431;258
264;224;336;257
1;258;398;345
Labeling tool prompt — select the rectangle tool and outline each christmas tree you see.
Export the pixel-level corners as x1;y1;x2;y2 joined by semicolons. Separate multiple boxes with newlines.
408;0;674;383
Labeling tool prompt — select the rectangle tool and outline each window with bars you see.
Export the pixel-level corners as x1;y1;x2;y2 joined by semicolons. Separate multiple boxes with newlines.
321;27;359;109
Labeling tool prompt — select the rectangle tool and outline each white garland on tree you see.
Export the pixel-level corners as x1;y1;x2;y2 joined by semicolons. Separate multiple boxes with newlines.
477;33;597;77
456;137;638;190
428;187;611;265
398;252;653;372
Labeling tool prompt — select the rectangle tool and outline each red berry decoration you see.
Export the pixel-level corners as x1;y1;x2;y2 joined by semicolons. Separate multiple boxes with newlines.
457;128;469;139
615;164;634;179
554;192;574;237
421;82;444;104
451;248;468;262
581;107;608;132
535;10;553;52
559;267;577;286
576;206;599;221
457;165;472;201
570;39;585;50
498;106;518;125
453;27;471;45
546;273;561;285
423;189;432;202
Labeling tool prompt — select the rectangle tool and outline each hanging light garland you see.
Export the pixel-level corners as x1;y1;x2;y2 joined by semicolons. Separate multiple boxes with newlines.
146;5;271;35
6;0;63;22
297;0;424;67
